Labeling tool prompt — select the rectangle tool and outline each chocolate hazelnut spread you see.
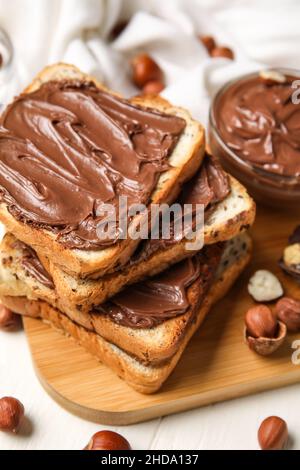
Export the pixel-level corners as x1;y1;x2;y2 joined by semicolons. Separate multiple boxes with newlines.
15;234;223;328
179;153;230;211
0;80;186;250
13;240;54;289
215;74;300;176
98;243;223;329
128;154;230;264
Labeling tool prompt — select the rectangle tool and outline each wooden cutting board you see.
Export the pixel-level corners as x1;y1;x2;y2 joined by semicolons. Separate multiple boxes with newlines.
23;206;300;425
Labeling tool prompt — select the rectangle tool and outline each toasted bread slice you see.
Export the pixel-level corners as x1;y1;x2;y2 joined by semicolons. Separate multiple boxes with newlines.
0;233;252;364
0;233;251;393
0;169;255;322
41;175;255;313
0;63;205;278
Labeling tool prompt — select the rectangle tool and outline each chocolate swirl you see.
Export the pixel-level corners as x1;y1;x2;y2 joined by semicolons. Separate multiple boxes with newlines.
179;153;230;210
98;243;223;328
13;240;54;289
127;154;230;264
0;80;186;249
215;74;300;176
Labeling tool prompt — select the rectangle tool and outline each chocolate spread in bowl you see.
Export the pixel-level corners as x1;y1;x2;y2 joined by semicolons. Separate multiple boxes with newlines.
0;80;186;250
214;74;300;176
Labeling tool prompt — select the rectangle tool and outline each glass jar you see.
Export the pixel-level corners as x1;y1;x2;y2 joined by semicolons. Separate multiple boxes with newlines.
209;69;300;210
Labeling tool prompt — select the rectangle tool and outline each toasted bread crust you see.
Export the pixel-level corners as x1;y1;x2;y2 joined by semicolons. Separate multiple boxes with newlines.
42;175;255;311
0;233;252;365
0;63;205;277
0;236;251;393
0;170;255;322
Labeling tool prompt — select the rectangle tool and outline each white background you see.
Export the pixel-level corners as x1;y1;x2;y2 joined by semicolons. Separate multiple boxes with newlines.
0;0;300;450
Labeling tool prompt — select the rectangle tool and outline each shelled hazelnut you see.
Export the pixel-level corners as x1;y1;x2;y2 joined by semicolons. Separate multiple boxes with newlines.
131;54;164;89
0;305;21;331
85;430;131;450
0;397;25;433
244;305;287;356
258;416;289;450
275;297;300;332
248;270;283;302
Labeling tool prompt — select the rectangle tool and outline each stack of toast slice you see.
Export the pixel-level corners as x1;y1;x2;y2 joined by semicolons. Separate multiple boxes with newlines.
0;63;255;393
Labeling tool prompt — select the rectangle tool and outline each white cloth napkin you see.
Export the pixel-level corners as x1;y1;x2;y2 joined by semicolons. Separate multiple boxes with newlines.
0;0;299;123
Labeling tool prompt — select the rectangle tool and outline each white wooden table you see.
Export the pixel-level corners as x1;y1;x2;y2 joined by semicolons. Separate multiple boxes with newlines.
1;329;299;450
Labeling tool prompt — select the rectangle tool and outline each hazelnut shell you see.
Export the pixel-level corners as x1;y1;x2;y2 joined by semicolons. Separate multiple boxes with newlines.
244;321;287;356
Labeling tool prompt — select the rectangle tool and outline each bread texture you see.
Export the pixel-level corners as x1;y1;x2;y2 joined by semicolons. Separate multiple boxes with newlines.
0;233;251;393
0;233;252;364
0;170;255;318
0;63;205;278
42;174;255;312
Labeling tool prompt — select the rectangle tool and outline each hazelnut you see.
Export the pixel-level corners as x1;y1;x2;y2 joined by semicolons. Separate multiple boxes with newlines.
283;243;300;267
142;80;165;95
258;416;288;450
275;297;300;332
131;54;164;89
0;397;25;433
248;270;284;302
244;305;287;356
259;70;286;86
85;430;131;450
245;305;277;339
0;305;21;331
245;321;286;356
199;35;216;53
210;46;234;60
280;225;300;281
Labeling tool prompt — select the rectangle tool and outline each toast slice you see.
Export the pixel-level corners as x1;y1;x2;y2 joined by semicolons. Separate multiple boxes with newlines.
42;173;255;313
0;63;205;277
0;233;251;393
0;233;252;364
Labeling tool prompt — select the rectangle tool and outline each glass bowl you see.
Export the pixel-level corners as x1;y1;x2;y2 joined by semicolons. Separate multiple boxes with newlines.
208;69;300;210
